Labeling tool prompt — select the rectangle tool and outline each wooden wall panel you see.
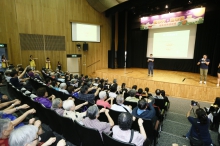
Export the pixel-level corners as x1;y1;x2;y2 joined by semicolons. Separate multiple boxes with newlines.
0;0;111;74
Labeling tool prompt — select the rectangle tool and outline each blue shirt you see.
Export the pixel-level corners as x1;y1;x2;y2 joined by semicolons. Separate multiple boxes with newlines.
148;57;154;66
188;116;212;145
199;58;210;69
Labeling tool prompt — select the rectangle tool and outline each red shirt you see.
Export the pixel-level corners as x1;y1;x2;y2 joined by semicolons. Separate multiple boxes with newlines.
96;100;111;108
0;138;9;146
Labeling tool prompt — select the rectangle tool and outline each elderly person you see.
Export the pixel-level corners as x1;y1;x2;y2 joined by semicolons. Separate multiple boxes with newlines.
82;106;114;136
67;86;80;98
78;85;101;104
59;83;69;94
111;94;132;113
108;85;117;98
96;91;114;108
63;100;88;124
112;113;147;146
0;108;36;145
34;87;55;108
126;89;139;102
9;125;66;146
51;98;64;116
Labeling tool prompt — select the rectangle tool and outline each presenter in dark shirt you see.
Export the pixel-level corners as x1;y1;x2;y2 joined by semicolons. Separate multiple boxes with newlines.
147;54;154;77
217;63;220;87
197;55;210;84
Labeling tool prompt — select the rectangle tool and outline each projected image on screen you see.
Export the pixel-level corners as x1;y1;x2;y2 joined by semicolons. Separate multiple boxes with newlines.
72;23;100;42
153;30;190;57
147;25;197;59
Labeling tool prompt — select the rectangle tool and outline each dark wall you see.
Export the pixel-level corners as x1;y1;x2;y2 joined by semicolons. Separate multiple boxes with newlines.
125;10;220;76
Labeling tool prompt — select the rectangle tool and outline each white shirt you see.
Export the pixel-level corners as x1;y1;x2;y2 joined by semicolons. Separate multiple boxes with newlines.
111;104;132;113
109;92;117;98
112;125;145;146
59;89;69;95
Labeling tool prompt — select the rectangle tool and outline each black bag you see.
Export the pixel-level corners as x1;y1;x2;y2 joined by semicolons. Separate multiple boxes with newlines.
189;119;204;146
189;136;204;146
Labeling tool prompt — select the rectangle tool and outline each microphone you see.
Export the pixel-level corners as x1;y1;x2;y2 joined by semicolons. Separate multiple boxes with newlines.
182;78;186;82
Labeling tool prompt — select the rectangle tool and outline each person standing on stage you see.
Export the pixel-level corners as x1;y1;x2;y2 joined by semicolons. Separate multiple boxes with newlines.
217;63;220;87
197;55;210;84
29;55;37;71
147;54;154;77
45;57;51;69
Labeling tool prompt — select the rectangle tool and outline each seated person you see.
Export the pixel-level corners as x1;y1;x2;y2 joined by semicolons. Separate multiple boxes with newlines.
111;94;132;113
45;78;52;86
70;78;78;87
119;83;128;94
184;105;213;146
63;100;88;124
50;80;59;91
56;73;65;82
78;85;101;104
96;91;114;108
108;85;117;98
9;125;66;146
67;86;80;98
132;85;137;91
160;90;169;103
10;66;29;89
34;87;55;108
0;108;36;138
112;113;147;146
0;92;8;103
126;89;139;102
132;99;156;120
4;70;12;82
59;83;69;94
144;87;153;97
132;99;159;130
136;88;143;96
51;98;64;116
27;68;42;80
83;106;114;136
154;89;163;99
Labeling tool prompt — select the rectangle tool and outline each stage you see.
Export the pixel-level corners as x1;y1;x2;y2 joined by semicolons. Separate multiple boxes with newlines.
91;68;220;102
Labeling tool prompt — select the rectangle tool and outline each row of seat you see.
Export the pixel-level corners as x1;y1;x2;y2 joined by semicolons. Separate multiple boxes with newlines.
28;76;169;146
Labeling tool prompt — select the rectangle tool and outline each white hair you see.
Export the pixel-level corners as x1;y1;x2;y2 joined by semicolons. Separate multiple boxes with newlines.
99;91;107;99
63;100;75;111
52;98;62;108
9;125;38;146
0;119;11;138
59;83;67;89
116;94;124;104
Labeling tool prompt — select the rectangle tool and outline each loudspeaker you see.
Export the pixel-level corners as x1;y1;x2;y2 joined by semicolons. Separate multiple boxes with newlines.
83;43;88;51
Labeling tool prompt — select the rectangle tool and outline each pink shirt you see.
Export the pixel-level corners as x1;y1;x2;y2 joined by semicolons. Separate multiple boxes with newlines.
96;100;111;108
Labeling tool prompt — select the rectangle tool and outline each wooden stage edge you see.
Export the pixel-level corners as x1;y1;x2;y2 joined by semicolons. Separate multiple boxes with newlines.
91;68;220;103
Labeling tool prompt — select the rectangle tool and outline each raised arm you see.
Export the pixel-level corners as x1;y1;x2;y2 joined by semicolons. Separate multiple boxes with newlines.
0;99;18;109
11;109;36;127
104;109;114;127
18;66;29;79
94;88;101;97
75;101;88;111
3;104;30;114
138;118;147;139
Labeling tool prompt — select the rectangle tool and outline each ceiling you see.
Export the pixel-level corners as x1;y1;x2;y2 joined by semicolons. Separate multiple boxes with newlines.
87;0;219;17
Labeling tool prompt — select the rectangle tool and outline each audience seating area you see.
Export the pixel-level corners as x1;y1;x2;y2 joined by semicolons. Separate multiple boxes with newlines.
5;69;171;146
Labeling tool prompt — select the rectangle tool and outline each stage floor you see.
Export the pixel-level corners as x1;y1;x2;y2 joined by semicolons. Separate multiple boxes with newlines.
91;68;220;102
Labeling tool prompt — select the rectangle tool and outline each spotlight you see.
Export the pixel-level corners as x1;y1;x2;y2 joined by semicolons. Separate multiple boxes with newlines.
188;0;192;4
165;5;168;8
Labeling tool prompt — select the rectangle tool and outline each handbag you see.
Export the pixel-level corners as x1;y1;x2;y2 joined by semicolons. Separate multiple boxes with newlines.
189;119;204;146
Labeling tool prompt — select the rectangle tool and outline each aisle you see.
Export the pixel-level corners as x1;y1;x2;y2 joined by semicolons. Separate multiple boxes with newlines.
157;97;218;146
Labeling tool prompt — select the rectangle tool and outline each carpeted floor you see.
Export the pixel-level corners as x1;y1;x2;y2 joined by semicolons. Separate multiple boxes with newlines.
158;96;218;146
